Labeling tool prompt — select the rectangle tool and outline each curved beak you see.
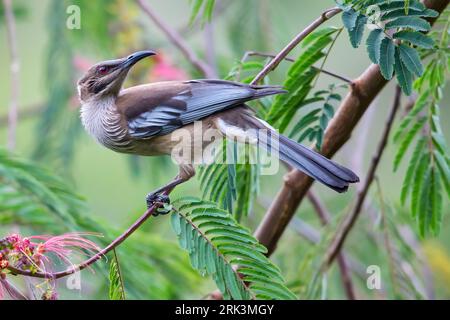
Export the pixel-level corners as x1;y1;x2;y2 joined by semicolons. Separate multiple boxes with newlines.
121;50;156;69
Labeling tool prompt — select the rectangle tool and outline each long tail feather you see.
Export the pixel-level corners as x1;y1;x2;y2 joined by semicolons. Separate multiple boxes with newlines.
247;115;359;193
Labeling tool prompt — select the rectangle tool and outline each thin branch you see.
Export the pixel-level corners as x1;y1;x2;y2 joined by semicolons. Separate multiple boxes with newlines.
250;7;341;85
3;0;20;151
323;86;402;268
315;67;354;85
7;200;165;279
135;0;217;78
254;0;448;256
307;191;356;300
244;51;353;84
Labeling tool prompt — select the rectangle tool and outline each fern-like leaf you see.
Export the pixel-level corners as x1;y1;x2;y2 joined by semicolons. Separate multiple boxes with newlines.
170;198;297;300
109;249;126;300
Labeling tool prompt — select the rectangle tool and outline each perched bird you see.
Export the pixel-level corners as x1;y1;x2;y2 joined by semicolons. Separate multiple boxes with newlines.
78;51;359;210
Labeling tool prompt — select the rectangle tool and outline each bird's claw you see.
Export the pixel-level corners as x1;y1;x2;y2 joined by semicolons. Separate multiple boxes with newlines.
146;192;171;216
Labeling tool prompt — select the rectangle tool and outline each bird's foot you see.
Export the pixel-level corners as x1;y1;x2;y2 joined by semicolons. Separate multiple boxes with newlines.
146;192;171;216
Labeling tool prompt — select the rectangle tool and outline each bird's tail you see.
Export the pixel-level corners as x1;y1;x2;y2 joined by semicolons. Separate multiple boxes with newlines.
246;115;360;193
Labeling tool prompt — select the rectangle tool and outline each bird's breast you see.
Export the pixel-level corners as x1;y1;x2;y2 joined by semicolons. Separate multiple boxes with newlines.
80;97;134;153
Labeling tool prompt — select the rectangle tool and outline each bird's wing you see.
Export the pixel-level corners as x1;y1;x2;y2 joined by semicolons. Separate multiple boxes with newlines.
116;79;284;139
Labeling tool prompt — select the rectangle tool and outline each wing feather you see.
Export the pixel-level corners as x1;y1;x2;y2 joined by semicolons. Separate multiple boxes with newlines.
120;79;284;139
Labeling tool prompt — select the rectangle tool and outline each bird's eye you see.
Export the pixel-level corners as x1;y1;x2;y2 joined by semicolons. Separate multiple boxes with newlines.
97;66;110;75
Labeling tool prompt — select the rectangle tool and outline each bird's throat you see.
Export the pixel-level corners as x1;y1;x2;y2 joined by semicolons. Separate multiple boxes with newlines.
80;96;133;153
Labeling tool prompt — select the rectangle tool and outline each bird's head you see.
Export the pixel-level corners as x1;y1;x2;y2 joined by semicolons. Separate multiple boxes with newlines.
77;50;156;103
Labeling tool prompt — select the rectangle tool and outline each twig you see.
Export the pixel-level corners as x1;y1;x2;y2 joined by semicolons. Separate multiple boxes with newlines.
244;51;353;84
250;7;342;85
3;0;20;151
7;200;164;279
323;86;402;268
135;0;217;78
307;191;356;300
254;0;448;256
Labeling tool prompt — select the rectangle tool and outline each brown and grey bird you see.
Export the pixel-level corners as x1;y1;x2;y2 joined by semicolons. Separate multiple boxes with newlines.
77;50;359;209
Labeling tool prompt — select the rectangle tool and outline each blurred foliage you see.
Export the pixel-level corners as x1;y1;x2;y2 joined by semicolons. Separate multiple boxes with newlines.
188;0;216;25
0;148;202;299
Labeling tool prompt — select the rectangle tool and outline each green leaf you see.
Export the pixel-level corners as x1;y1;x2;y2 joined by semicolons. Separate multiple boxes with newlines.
411;153;429;218
394;31;435;49
189;0;204;24
342;9;359;30
381;8;438;20
400;138;426;204
109;250;126;300
385;17;431;32
204;0;216;21
398;44;424;76
394;47;414;95
379;0;426;12
289;109;321;138
434;151;450;198
394;117;427;170
379;38;396;80
418;166;432;237
430;166;442;236
431;132;447;155
349;15;368;48
367;29;385;64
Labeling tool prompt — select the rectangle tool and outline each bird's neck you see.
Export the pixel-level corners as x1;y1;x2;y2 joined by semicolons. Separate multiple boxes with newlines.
80;95;133;152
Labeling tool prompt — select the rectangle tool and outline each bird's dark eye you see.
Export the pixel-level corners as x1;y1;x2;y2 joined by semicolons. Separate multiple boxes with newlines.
97;66;110;75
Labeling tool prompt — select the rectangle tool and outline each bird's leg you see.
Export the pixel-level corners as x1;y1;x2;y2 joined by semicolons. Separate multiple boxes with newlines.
146;164;195;215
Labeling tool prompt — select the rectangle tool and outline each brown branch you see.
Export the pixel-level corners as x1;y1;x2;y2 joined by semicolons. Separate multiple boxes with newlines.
3;0;20;151
254;0;448;256
307;191;356;300
7;200;164;279
135;0;217;78
250;7;342;85
323;86;402;268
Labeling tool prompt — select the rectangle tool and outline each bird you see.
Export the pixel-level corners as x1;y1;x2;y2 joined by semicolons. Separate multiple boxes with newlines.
77;50;359;211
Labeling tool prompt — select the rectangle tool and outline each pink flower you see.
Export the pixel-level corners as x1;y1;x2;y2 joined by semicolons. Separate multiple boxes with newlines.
148;52;189;82
0;232;102;274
